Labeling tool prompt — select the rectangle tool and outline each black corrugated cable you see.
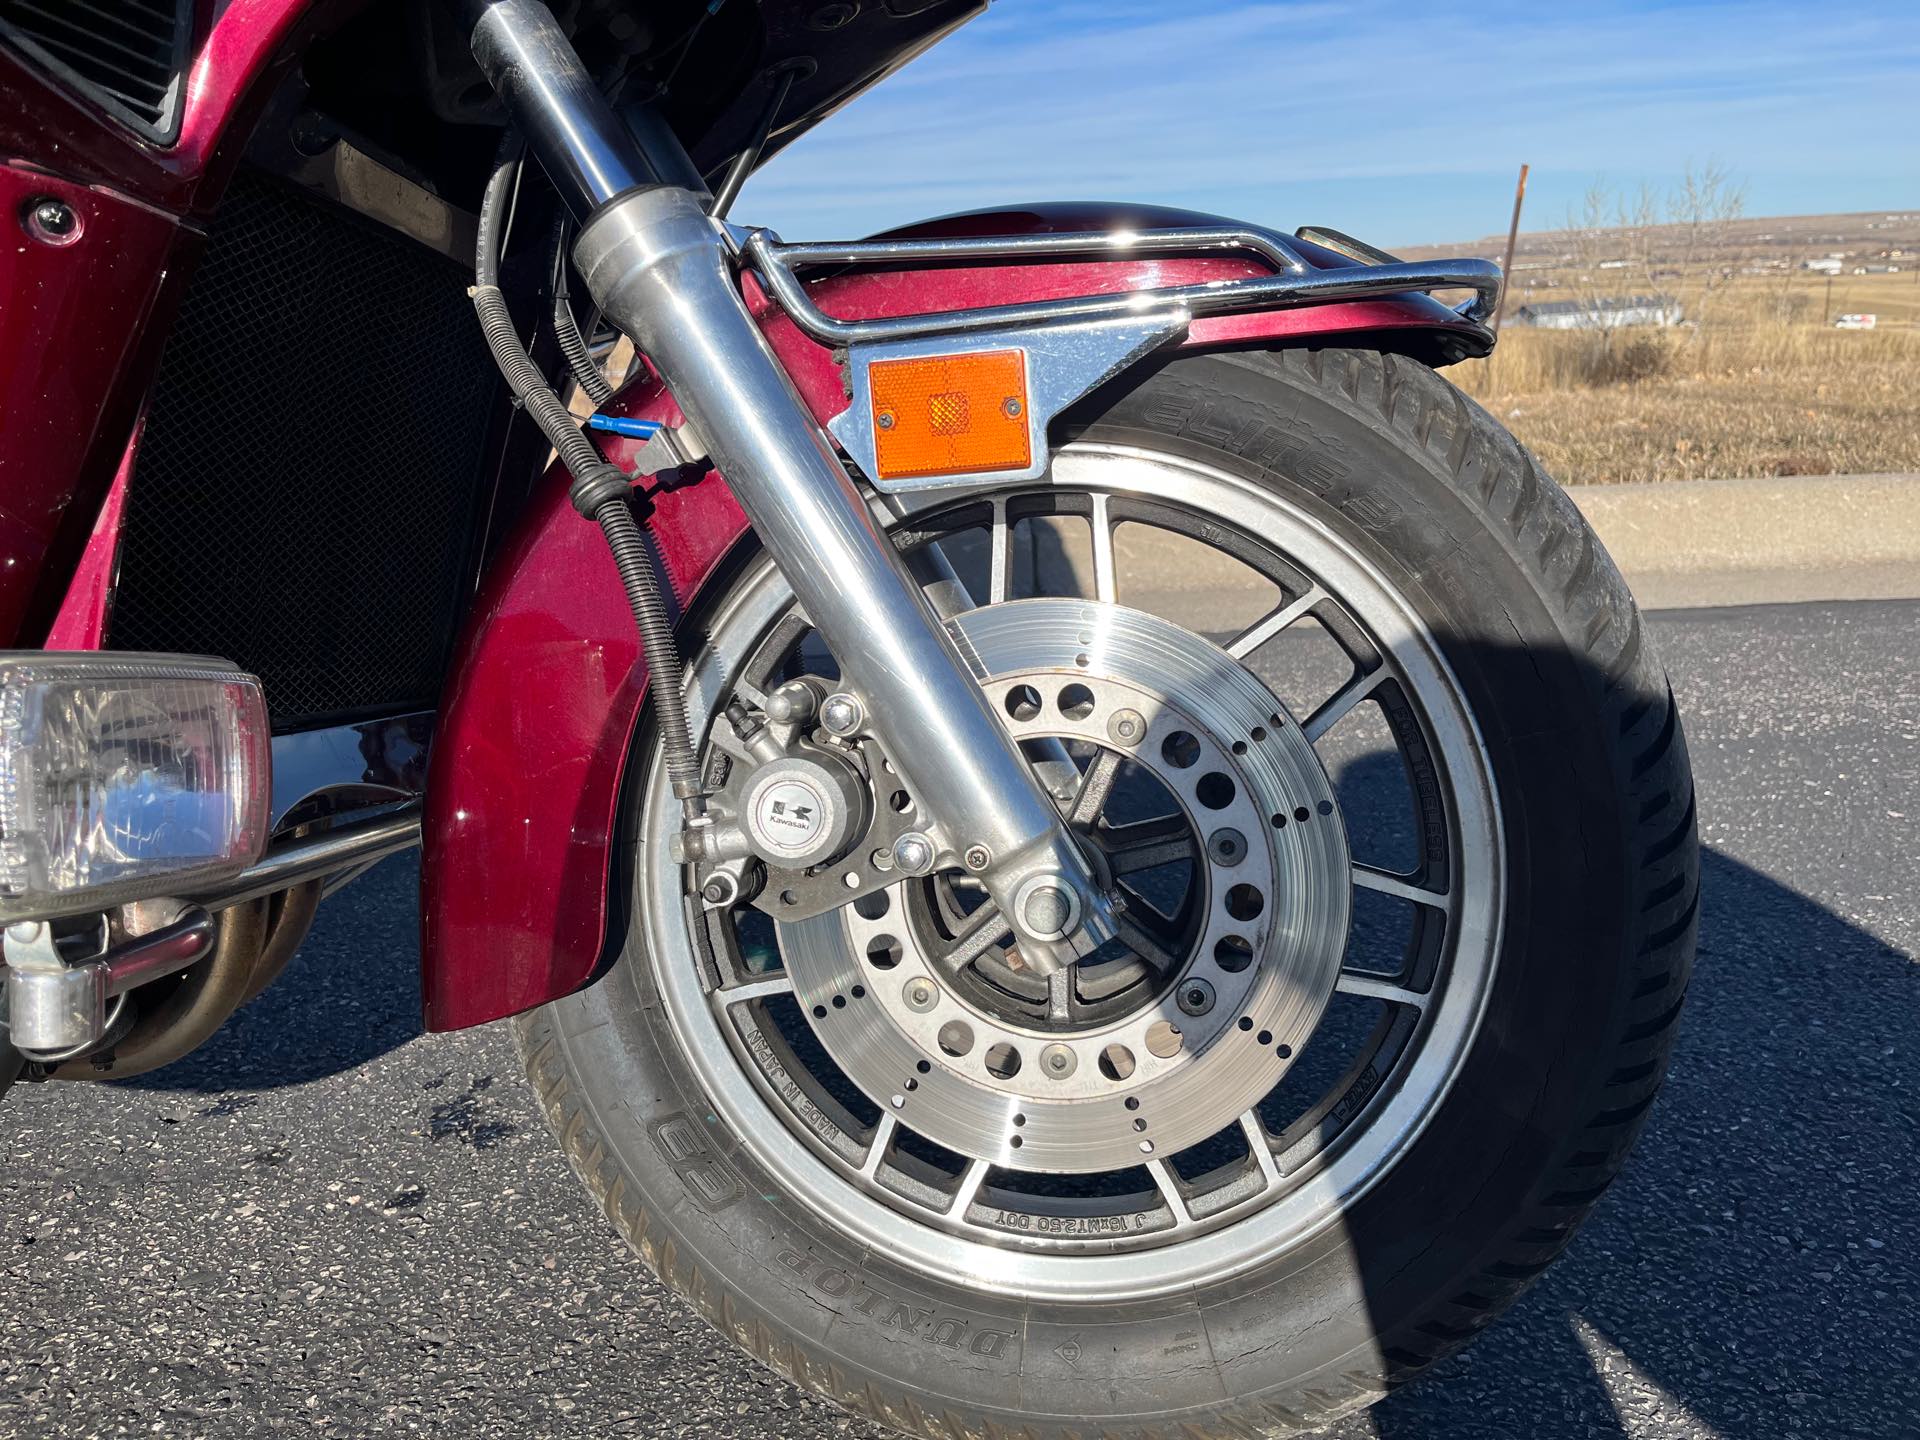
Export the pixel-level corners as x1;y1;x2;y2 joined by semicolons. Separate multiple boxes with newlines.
550;215;615;407
471;133;702;804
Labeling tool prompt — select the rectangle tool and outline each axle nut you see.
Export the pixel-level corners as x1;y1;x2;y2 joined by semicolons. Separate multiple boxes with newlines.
1022;884;1074;937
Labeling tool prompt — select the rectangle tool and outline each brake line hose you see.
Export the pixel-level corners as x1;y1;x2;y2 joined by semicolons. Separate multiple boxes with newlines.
471;134;703;805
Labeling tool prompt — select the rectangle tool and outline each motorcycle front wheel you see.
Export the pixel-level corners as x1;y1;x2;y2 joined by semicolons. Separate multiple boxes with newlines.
515;347;1698;1436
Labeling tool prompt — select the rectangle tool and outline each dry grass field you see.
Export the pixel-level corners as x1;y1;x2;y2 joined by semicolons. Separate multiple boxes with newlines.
1408;210;1920;484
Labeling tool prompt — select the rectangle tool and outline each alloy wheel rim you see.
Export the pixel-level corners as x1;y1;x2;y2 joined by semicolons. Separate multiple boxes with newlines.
642;444;1505;1303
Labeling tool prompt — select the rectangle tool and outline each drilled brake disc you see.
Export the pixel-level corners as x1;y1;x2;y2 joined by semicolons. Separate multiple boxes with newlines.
779;599;1351;1172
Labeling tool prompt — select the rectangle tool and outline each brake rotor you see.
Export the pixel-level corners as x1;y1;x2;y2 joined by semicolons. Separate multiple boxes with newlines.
780;599;1351;1172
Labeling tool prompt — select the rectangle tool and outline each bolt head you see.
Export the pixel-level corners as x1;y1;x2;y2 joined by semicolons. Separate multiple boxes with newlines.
701;878;731;905
963;844;991;872
1002;396;1023;418
876;410;896;430
1039;1043;1077;1079
891;832;935;875
904;978;939;1012
820;692;863;735
1206;828;1247;865
1176;978;1215;1016
1107;708;1145;746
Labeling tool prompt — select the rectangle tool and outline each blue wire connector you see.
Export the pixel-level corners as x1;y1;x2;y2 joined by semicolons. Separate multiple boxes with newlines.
587;414;664;440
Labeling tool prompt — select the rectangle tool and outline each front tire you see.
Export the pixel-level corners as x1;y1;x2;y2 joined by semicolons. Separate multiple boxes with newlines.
515;347;1697;1436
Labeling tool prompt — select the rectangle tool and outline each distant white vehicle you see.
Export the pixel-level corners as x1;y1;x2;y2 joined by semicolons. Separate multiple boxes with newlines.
1803;257;1845;274
1834;313;1878;330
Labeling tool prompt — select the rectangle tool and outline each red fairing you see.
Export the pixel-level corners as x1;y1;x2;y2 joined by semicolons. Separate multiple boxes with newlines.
420;205;1484;1031
0;165;184;645
419;382;747;1031
0;0;337;646
43;418;138;651
0;1;333;216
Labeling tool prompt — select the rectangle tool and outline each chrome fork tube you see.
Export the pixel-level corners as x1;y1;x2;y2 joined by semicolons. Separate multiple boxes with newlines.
572;191;1114;968
455;0;1112;965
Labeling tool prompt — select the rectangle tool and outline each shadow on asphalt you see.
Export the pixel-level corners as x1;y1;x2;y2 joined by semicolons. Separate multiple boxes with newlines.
126;851;425;1091
112;763;1912;1436
1357;839;1913;1438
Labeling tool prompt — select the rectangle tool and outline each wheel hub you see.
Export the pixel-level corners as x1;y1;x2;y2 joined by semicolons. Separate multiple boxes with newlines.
780;599;1352;1172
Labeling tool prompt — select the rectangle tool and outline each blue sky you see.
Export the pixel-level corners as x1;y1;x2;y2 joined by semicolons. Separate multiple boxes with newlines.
738;0;1920;246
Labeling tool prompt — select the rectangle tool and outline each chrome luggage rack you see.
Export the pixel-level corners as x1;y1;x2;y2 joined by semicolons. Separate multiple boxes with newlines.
739;222;1502;347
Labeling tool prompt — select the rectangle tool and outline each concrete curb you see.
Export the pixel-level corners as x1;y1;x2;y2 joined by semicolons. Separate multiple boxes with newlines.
1568;473;1920;608
1083;472;1920;613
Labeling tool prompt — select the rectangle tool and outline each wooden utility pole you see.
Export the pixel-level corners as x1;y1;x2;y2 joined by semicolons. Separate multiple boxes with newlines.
1491;163;1530;336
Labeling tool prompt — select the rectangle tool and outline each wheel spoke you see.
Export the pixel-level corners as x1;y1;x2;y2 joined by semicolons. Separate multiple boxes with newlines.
861;1112;897;1179
1099;813;1196;875
1226;585;1325;660
1303;665;1387;742
1146;1158;1192;1226
1047;967;1073;1024
934;905;1014;976
1352;863;1449;909
988;497;1012;605
1031;744;1083;806
948;1157;990;1216
1241;1110;1281;1188
1115;912;1181;977
1069;748;1124;827
716;974;794;1006
1334;970;1426;1010
1089;492;1118;604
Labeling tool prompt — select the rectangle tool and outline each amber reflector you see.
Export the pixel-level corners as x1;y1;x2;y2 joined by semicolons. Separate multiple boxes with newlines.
869;349;1031;481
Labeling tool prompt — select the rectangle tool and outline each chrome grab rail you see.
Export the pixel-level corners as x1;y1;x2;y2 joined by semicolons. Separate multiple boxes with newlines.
739;222;1502;346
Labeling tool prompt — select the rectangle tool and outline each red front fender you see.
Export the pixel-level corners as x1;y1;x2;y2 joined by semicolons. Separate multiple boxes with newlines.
419;205;1489;1031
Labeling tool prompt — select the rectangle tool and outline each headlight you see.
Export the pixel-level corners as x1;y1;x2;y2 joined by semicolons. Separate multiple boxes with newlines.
0;654;271;922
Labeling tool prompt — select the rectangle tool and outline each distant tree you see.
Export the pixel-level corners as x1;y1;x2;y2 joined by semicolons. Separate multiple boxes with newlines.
1659;161;1748;332
1566;161;1748;354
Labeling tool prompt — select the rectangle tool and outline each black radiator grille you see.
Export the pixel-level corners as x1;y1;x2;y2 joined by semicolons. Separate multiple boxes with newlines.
112;170;500;730
0;0;192;140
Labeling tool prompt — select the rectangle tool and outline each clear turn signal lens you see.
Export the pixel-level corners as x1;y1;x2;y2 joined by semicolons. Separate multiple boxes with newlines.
0;654;271;922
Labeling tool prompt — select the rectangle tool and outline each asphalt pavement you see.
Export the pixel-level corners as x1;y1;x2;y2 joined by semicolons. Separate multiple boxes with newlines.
4;599;1916;1439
